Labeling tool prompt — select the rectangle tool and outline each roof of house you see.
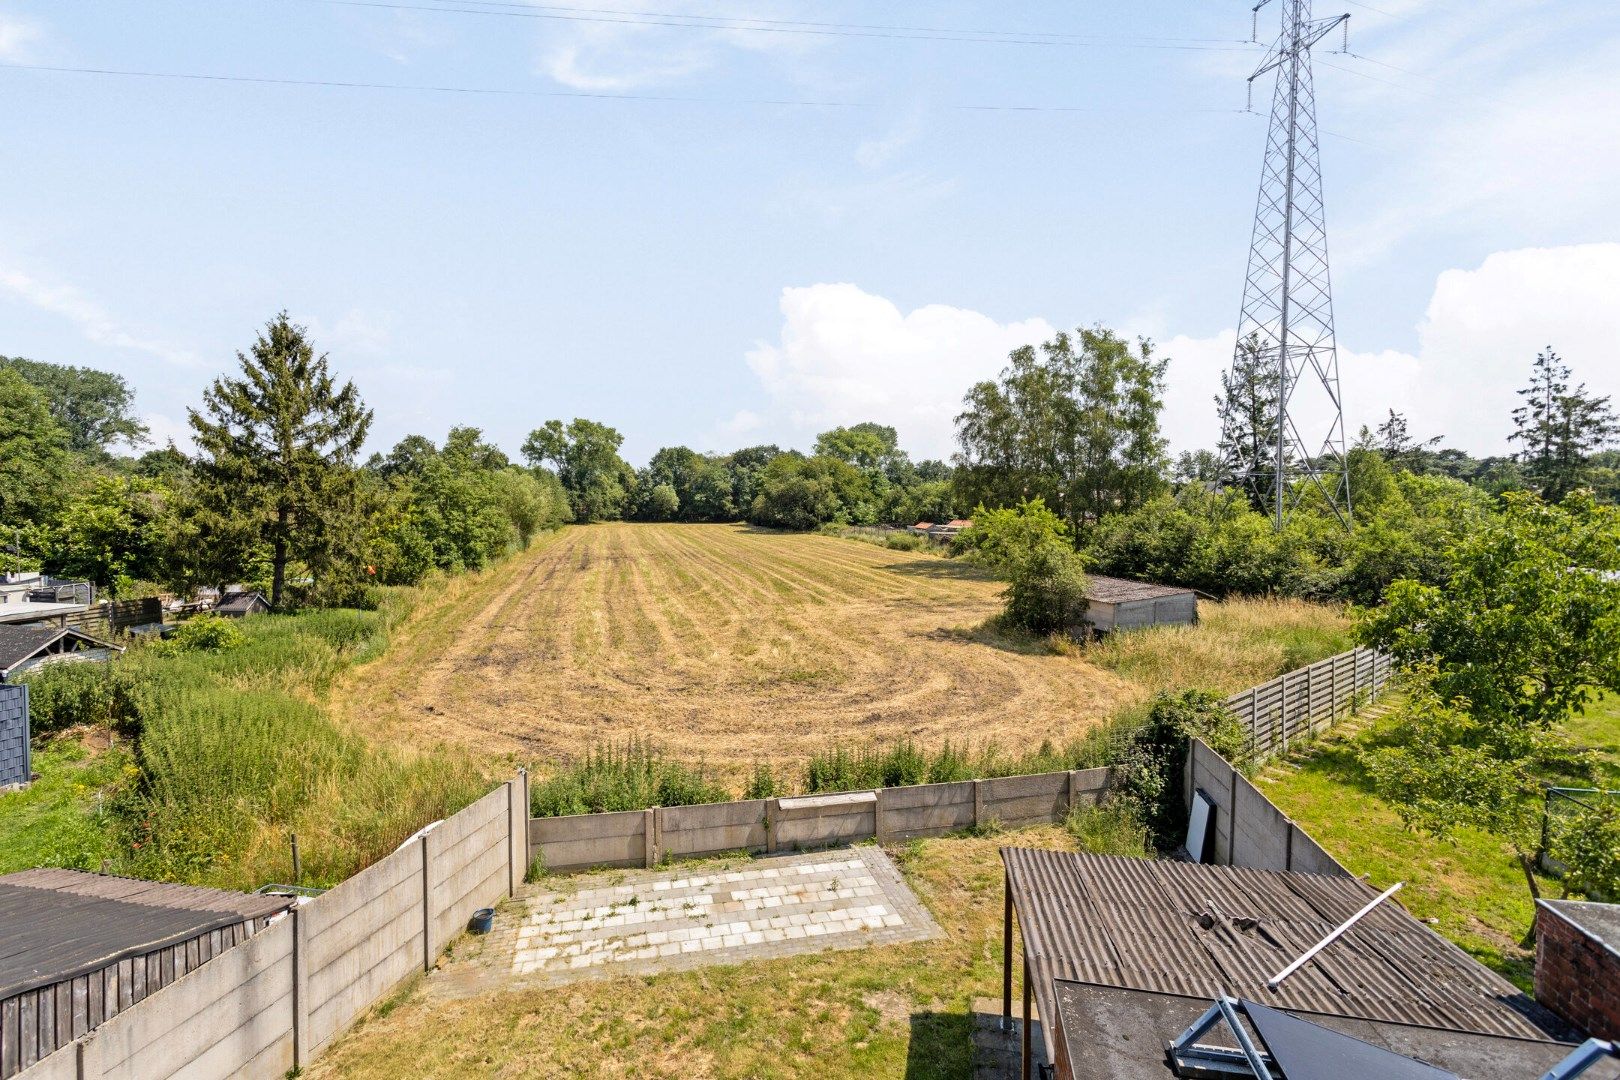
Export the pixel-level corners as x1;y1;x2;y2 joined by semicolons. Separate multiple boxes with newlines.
216;591;270;614
0;624;122;676
1049;981;1578;1080
0;869;294;999
1083;574;1197;604
0;601;89;626
1002;847;1568;1070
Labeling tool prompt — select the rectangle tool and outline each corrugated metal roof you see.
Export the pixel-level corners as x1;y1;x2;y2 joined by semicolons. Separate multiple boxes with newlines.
0;870;293;998
1002;847;1551;1061
1083;575;1195;604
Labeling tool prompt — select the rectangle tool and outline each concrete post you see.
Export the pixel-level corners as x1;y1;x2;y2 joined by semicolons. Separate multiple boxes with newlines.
643;808;659;868
506;779;517;898
291;906;309;1069
1067;771;1081;814
973;780;985;829
75;1031;100;1080
873;788;888;842
420;831;435;972
764;799;778;854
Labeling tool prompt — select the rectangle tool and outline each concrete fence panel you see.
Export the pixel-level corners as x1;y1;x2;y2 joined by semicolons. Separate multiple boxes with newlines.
661;800;767;860
430;787;513;949
875;781;975;839
529;810;646;872
1185;738;1349;878
980;773;1070;828
773;792;876;851
299;841;424;1056
90;916;294;1080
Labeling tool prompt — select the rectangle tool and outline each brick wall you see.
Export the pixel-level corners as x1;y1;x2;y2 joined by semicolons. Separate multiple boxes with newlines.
1535;900;1620;1039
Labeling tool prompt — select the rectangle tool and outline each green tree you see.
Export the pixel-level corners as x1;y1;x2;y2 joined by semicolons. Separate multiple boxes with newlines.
0;367;71;530
957;498;1088;634
748;453;871;530
1215;333;1285;513
522;419;636;523
954;327;1168;535
1509;348;1617;501
0;355;148;455
645;483;680;520
189;313;373;607
39;475;175;593
1360;673;1550;901
1359;490;1620;734
815;422;905;476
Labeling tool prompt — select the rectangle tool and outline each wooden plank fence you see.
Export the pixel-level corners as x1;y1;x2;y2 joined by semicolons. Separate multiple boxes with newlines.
1224;647;1391;760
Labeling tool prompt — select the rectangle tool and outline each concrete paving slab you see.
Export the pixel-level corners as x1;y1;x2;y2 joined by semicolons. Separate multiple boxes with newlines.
430;846;940;998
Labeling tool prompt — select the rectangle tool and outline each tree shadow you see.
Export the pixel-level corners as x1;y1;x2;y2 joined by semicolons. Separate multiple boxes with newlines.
924;623;1063;658
904;1010;973;1080
879;558;998;583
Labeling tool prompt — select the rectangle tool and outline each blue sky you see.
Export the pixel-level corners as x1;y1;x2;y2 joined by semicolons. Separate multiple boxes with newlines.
1;0;1617;466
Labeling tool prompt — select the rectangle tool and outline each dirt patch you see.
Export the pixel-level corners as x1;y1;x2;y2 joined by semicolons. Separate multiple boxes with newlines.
333;523;1139;777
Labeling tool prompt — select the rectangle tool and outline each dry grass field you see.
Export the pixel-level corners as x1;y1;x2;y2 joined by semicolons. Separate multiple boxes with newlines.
334;523;1349;777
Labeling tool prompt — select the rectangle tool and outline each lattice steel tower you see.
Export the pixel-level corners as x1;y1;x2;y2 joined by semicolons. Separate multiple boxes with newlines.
1221;0;1352;528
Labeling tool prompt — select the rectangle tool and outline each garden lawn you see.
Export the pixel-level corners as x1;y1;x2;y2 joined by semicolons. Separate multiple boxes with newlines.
0;735;132;875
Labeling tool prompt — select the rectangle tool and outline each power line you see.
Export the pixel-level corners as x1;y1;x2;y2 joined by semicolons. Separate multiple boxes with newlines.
398;0;1254;46
0;60;1252;114
289;0;1263;51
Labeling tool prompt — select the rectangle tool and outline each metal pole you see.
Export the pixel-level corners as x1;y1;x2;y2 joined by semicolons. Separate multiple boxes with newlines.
1002;878;1014;1031
1267;881;1403;989
1022;953;1033;1080
1274;0;1302;531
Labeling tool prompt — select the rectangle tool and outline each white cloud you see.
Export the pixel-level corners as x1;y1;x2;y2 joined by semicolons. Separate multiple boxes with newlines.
535;1;814;92
744;283;1053;460
744;245;1620;463
0;262;198;367
1153;243;1620;456
0;13;41;61
139;412;194;454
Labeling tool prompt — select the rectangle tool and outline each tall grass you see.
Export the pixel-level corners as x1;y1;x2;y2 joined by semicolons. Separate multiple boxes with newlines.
801;733;1126;794
530;740;728;816
820;525;940;554
1085;596;1352;696
21;588;490;890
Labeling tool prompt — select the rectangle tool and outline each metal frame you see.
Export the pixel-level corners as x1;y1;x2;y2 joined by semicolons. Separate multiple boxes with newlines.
1222;0;1353;530
1542;1039;1619;1080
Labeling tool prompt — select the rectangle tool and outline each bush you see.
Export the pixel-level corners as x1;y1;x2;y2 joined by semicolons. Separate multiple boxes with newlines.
530;741;728;817
1557;802;1620;901
163;614;245;652
956;498;1089;635
1113;690;1248;849
17;662;140;737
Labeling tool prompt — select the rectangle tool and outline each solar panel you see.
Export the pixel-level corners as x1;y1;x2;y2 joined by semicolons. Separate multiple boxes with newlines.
1240;999;1460;1080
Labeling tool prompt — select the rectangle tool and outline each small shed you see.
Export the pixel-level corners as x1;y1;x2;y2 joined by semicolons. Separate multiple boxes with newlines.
0;625;124;683
215;591;270;618
928;519;973;539
0;869;295;1076
1080;575;1198;635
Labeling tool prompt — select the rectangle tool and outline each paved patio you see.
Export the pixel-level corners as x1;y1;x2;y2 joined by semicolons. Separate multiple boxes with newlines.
431;846;940;997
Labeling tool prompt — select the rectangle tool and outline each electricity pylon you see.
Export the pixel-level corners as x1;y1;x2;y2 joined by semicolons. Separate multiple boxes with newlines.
1220;0;1352;529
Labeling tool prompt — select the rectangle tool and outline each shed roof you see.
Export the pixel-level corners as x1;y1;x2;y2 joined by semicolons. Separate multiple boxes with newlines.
0;624;122;677
1001;847;1563;1066
216;591;270;614
0;869;293;999
1083;575;1196;604
1049;981;1577;1080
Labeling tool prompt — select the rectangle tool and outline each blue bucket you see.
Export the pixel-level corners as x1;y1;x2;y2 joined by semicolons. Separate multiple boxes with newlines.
469;907;495;934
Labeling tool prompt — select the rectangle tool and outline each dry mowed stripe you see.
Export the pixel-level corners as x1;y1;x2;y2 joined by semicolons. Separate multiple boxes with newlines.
336;523;1137;770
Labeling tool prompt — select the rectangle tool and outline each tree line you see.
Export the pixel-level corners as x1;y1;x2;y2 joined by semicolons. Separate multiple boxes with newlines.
2;311;1612;611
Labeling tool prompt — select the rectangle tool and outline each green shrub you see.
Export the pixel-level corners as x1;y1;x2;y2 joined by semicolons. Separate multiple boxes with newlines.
17;663;140;736
1115;690;1249;848
163;615;245;653
743;762;782;801
530;741;727;817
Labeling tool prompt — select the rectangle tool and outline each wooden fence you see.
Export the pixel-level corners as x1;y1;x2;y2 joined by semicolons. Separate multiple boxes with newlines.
1224;647;1391;759
18;773;528;1080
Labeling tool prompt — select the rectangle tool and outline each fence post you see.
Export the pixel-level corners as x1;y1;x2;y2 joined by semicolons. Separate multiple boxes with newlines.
973;779;985;829
873;789;888;842
1280;671;1290;755
644;807;660;868
75;1031;100;1080
291;905;309;1069
765;798;778;854
1067;771;1082;815
420;831;435;972
1249;686;1259;754
506;779;517;898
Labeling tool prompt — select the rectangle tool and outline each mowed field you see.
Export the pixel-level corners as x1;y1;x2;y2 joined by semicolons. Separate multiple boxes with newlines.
336;523;1140;769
